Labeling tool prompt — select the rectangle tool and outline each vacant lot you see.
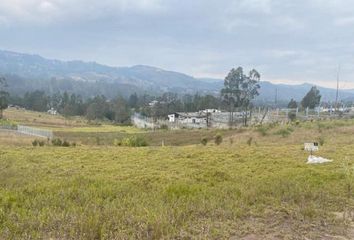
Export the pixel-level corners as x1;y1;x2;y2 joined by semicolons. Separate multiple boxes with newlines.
1;121;354;239
1;110;354;239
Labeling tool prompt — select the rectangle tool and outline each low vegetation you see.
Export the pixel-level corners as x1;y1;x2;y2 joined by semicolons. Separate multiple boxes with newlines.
114;136;148;147
1;109;354;239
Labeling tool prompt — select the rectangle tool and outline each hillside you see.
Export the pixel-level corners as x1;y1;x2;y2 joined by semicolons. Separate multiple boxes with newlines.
1;50;354;101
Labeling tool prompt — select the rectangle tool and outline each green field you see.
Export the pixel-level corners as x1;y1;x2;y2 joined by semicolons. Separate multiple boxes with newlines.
0;109;354;239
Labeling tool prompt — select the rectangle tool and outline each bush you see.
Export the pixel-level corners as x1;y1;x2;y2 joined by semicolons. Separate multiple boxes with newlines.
113;139;122;146
247;137;253;146
120;136;148;147
318;136;325;146
288;112;297;122
275;127;294;138
257;126;269;136
62;140;71;147
32;139;45;147
51;138;63;146
51;138;75;147
214;134;223;145
201;137;208;146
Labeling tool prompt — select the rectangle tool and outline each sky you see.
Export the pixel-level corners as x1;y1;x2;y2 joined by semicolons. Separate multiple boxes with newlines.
0;0;353;88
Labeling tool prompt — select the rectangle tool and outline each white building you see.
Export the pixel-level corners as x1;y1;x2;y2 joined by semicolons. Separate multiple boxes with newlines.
47;108;57;115
168;112;207;124
200;109;221;114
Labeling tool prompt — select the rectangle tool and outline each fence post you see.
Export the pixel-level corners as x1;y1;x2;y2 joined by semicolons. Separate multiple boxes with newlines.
276;108;279;121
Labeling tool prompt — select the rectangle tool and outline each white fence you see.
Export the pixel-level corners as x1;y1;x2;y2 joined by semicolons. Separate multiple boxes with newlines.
17;125;53;139
132;108;354;130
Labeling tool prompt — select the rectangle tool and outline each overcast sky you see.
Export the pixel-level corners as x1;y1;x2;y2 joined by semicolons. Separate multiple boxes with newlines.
0;0;353;88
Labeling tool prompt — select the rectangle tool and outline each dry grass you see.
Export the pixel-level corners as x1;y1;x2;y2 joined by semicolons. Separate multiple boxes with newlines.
1;113;354;239
3;108;87;128
0;130;36;146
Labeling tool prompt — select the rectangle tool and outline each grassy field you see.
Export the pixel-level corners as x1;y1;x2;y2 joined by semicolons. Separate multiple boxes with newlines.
1;110;354;239
3;108;87;128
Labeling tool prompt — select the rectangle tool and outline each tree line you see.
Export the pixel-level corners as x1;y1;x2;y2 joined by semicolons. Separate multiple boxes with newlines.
4;87;225;123
287;86;322;110
0;69;325;124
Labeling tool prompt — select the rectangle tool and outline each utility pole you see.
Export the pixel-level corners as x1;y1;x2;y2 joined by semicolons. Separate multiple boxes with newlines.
335;65;340;111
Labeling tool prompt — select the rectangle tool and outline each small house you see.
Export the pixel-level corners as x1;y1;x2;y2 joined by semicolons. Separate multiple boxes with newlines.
168;112;207;124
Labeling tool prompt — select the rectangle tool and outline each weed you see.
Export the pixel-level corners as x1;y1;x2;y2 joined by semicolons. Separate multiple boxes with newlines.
318;136;325;146
275;127;294;138
120;136;148;147
288;112;297;122
51;138;63;146
214;134;223;145
247;137;253;146
257;126;269;136
32;139;45;147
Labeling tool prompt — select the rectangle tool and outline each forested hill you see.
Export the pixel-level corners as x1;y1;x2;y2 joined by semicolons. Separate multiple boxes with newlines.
0;50;219;98
1;49;354;101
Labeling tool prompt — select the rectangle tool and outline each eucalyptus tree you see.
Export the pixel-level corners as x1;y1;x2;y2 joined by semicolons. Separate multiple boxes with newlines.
221;67;260;126
0;77;9;119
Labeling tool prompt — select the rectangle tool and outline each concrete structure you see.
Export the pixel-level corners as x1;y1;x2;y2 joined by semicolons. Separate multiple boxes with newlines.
47;108;57;115
168;112;207;124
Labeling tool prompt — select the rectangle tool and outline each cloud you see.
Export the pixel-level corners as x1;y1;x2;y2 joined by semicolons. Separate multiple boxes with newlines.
334;16;354;26
0;0;164;25
0;0;354;87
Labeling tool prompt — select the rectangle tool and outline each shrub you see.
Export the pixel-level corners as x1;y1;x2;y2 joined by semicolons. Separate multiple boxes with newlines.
318;136;325;146
288;112;297;122
32;139;45;147
229;137;234;145
214;134;223;145
121;136;148;147
113;139;122;146
201;138;208;146
62;140;71;147
32;140;38;147
275;127;293;138
51;138;63;146
51;138;75;147
247;137;253;146
160;124;168;130
257;126;269;136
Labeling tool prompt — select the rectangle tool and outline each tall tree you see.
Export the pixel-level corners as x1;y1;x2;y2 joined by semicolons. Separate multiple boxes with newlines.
24;91;49;112
86;95;108;120
301;86;321;109
221;67;260;126
288;98;298;108
112;97;131;124
0;77;9;119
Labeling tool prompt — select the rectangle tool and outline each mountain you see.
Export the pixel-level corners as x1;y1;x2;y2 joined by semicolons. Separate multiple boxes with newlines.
0;49;353;102
257;82;354;103
0;50;218;97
